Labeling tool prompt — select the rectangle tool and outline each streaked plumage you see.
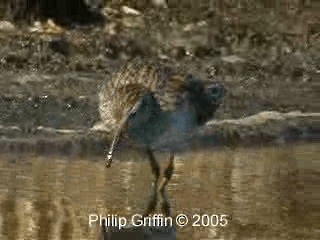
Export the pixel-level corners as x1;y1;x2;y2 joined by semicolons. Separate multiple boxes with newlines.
99;60;225;216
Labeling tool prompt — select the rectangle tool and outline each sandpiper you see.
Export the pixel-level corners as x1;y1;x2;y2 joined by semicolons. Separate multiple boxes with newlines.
99;60;225;215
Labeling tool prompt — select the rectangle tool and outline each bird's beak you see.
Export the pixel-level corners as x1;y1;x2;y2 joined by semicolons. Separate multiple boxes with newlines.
105;116;129;168
105;97;144;168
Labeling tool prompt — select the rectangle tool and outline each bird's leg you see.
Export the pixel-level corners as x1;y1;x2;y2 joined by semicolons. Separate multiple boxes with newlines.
159;152;174;216
144;148;160;216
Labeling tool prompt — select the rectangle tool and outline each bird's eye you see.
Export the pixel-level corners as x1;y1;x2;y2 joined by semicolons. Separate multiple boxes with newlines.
210;87;220;96
207;84;225;102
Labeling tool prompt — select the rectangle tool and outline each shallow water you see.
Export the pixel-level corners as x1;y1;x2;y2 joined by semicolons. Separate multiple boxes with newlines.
0;143;318;240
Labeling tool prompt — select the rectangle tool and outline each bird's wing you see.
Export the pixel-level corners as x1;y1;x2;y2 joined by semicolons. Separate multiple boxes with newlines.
108;60;160;91
111;83;153;122
101;60;189;119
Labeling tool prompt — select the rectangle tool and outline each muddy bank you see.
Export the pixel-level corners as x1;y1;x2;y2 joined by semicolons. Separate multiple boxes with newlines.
0;111;318;157
0;3;319;121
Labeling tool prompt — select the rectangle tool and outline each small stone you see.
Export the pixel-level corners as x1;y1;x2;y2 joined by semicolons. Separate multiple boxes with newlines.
29;21;42;33
170;46;186;59
28;19;64;34
0;21;16;32
121;6;141;16
152;0;168;8
221;55;245;64
102;7;120;16
183;23;195;32
0;58;7;65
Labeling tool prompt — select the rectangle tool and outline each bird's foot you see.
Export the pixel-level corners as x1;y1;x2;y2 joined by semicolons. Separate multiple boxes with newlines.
106;162;112;168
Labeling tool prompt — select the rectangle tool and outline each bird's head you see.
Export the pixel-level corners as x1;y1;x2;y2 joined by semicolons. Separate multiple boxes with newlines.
185;75;225;125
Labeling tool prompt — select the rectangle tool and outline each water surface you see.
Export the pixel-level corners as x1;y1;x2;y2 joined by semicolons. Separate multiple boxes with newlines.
0;143;318;240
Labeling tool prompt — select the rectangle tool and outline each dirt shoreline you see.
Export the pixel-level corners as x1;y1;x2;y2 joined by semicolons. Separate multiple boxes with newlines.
0;111;318;157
